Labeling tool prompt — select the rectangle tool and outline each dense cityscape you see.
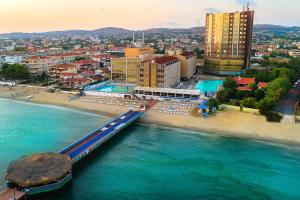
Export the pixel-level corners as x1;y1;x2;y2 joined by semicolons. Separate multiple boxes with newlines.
1;16;300;121
0;2;300;200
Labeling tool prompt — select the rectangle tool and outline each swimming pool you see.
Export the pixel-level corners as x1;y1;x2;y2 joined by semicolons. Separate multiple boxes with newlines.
93;84;133;93
194;80;224;93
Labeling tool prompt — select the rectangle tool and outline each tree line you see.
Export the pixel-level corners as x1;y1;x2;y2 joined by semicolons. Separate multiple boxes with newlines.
215;57;300;122
0;63;30;81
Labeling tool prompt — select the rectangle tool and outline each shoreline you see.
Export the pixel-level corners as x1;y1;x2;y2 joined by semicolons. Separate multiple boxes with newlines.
1;86;300;146
140;117;300;147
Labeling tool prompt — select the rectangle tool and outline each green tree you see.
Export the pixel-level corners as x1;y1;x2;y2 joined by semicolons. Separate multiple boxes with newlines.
254;89;266;101
272;68;295;80
154;48;165;54
267;77;291;100
207;98;219;112
75;57;86;61
217;78;238;103
266;111;282;122
235;90;255;100
255;71;270;82
216;90;231;103
288;57;300;76
257;76;292;116
257;97;277;116
249;83;258;90
194;48;204;59
241;97;257;109
270;52;278;58
2;64;29;80
14;47;26;51
262;55;269;60
223;77;237;90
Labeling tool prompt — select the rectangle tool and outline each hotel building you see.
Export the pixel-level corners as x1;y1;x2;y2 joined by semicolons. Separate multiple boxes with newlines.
111;47;155;84
175;52;196;79
138;56;181;88
204;9;254;75
111;57;141;84
124;47;155;58
24;56;51;76
111;50;181;88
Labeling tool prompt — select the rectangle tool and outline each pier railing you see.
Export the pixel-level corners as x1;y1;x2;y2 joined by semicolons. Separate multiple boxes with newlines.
67;111;142;161
25;173;72;195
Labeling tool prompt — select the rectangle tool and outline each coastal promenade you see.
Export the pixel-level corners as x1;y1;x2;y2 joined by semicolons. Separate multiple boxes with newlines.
0;108;147;199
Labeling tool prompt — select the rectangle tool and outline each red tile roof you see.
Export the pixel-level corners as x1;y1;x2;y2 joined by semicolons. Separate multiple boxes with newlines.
55;63;77;68
237;86;253;91
27;56;49;60
49;53;81;57
81;69;95;75
61;72;78;76
180;51;195;58
154;56;178;65
72;60;94;65
65;78;91;83
93;54;114;58
233;77;256;85
257;82;268;88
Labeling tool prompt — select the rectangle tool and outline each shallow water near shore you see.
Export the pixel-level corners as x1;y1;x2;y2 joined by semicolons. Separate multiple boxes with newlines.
1;98;300;200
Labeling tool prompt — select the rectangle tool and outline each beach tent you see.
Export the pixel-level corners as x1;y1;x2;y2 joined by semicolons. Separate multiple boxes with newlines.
198;100;208;110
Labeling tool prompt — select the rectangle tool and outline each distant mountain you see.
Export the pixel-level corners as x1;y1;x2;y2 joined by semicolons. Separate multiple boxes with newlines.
0;27;204;39
0;30;90;39
92;27;132;36
0;27;132;39
0;24;299;39
143;27;205;34
253;24;300;35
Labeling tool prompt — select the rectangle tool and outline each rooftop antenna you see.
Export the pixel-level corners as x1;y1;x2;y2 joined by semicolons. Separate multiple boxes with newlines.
247;2;250;11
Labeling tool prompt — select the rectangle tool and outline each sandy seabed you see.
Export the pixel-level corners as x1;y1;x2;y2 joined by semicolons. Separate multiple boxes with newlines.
1;86;300;145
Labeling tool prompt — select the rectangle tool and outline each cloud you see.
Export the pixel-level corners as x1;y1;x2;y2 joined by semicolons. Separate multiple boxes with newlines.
204;7;222;13
234;0;257;7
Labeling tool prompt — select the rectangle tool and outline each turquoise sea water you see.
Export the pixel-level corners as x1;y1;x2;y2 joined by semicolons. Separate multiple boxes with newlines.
0;98;300;200
194;80;224;93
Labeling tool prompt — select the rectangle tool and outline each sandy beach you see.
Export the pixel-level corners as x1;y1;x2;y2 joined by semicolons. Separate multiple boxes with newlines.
1;86;300;145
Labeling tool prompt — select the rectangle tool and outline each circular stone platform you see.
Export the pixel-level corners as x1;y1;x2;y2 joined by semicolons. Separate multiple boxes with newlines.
5;152;72;187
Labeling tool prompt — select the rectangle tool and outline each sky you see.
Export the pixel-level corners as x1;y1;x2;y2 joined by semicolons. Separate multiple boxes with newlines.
0;0;299;33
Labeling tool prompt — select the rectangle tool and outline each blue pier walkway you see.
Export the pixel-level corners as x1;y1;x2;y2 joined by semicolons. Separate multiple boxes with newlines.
59;110;144;163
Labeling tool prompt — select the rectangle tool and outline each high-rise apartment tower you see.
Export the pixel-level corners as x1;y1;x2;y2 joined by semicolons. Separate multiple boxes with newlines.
204;9;254;75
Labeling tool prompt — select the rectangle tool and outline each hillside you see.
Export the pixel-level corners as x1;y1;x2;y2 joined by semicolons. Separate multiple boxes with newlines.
0;25;299;39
